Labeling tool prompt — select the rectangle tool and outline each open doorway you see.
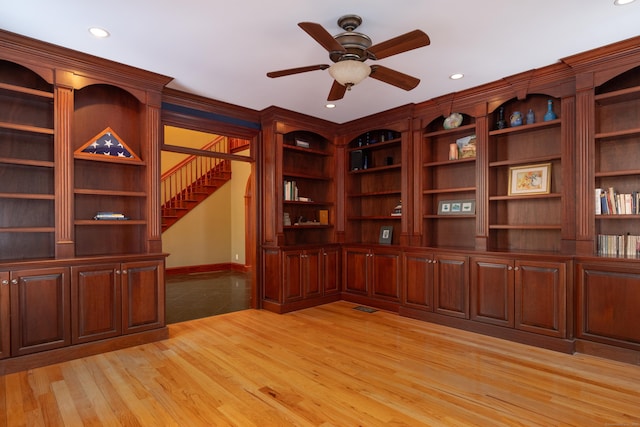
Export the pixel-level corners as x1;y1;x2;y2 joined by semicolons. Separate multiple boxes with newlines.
161;125;256;323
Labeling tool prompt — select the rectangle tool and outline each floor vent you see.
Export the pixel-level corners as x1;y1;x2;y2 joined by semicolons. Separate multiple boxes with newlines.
353;305;378;313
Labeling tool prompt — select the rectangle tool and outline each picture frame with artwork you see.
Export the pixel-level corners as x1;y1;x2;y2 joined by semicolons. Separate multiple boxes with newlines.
379;226;393;244
508;163;551;196
438;199;475;215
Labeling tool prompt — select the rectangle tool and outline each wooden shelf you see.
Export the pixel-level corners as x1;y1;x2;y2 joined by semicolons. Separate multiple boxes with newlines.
0;227;54;232
74;189;147;197
423;187;476;195
0;82;53;98
0;121;54;135
0;192;54;200
488;119;561;136
489;155;560;168
283;144;330;157
489;224;562;230
75;220;146;226
490;193;562;201
423;157;475;168
423;123;476;138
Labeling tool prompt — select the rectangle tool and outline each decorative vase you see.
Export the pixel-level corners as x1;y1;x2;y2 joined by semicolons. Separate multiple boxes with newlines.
510;111;523;127
544;100;557;121
526;108;535;124
496;107;507;129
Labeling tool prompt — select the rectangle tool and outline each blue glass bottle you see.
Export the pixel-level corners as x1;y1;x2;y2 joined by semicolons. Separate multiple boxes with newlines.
544;100;557;121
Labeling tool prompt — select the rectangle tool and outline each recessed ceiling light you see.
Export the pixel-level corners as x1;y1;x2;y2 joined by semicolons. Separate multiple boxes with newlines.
450;73;464;80
325;103;336;109
89;27;110;38
614;0;635;5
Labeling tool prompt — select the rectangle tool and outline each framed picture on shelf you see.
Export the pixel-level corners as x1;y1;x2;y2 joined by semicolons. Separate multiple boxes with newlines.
438;199;475;215
508;163;551;196
379;226;393;244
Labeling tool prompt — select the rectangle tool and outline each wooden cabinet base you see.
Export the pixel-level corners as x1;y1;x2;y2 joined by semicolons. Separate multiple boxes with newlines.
399;305;575;355
0;327;168;375
262;294;341;314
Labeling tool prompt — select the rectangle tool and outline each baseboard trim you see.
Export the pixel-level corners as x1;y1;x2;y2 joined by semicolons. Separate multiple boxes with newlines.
166;263;251;275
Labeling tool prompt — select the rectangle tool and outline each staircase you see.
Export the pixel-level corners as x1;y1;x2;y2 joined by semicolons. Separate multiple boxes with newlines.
161;136;232;232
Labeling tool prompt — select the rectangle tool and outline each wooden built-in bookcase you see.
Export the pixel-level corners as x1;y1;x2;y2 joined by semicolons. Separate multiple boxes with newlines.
0;30;171;374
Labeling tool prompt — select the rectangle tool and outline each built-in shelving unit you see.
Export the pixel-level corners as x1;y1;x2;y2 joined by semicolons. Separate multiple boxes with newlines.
0;60;55;260
281;130;334;246
487;95;564;253
592;67;640;257
421;116;477;249
345;129;402;245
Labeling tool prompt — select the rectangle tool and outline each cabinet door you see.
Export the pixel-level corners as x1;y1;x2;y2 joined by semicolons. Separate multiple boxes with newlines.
10;267;70;356
371;249;401;301
515;260;567;338
470;257;514;327
283;251;303;302
343;248;369;295
71;263;122;344
322;247;340;295
434;255;470;319
303;250;322;298
403;252;434;311
122;260;164;334
577;263;640;347
0;272;9;359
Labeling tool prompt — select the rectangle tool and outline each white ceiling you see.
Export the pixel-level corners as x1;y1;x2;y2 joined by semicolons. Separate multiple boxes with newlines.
2;1;639;123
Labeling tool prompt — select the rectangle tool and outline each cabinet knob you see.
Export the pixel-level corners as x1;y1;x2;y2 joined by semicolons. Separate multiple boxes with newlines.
514;266;520;271
11;279;18;284
122;269;127;274
508;266;513;270
432;260;437;264
1;280;8;285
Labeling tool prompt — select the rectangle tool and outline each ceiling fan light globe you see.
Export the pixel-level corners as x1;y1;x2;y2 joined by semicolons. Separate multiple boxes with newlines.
329;60;371;87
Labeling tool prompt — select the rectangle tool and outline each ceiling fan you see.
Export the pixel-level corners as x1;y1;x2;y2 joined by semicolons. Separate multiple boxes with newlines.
266;15;431;101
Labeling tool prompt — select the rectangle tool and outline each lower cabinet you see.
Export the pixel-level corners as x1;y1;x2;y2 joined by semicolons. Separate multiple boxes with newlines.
471;256;568;338
0;272;8;359
263;245;341;312
577;261;640;350
10;267;71;357
343;246;402;303
404;251;469;318
71;259;164;344
0;256;166;369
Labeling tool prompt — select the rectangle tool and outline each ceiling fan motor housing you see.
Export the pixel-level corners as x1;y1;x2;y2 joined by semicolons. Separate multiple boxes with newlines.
330;15;372;63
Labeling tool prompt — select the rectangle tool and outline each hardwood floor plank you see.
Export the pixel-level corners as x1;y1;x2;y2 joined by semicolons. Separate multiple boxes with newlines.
2;301;640;426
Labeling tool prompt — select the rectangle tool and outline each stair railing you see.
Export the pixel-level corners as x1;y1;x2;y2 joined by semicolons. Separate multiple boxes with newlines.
161;136;230;210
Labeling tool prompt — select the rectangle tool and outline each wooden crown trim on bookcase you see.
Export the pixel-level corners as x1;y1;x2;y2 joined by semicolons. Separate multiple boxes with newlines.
74;126;143;163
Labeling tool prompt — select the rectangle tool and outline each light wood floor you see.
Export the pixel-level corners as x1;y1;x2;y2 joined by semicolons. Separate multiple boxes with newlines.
2;301;640;426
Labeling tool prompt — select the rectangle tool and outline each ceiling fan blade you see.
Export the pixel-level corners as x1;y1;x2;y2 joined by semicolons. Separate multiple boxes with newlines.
367;30;430;60
267;64;330;78
298;22;346;53
327;80;347;101
369;65;420;91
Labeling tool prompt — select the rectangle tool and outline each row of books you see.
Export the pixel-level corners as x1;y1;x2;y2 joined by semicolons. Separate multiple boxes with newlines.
283;180;312;202
597;233;640;257
595;187;640;215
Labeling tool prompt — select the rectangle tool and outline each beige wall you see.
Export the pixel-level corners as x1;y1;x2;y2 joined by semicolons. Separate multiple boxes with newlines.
162;126;251;269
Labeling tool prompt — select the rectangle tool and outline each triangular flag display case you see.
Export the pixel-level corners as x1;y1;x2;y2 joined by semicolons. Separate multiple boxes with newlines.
74;126;143;163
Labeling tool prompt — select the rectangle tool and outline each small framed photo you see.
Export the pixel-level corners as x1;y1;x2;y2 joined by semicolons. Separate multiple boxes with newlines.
508;163;551;196
438;202;451;215
379;226;393;245
439;199;475;215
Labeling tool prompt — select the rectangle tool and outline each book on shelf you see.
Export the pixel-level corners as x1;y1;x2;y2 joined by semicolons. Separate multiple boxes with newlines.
295;139;310;148
93;211;128;220
283;180;299;201
596;187;640;215
456;135;476;159
597;233;640;257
